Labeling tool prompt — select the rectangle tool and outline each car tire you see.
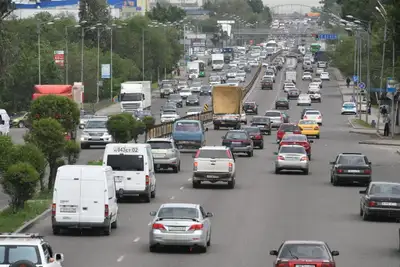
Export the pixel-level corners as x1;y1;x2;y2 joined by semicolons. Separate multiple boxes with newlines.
111;216;118;229
275;168;280;174
332;176;339;186
52;227;61;235
316;135;320;139
207;232;211;246
362;209;371;221
149;245;157;252
192;180;200;188
268;131;271;135
80;143;89;149
259;143;264;149
214;124;219;130
151;186;156;198
143;191;151;203
18;121;25;128
247;151;253;157
303;169;309;175
103;223;111;236
198;245;207;253
359;206;363;216
308;154;311;160
173;165;179;173
227;178;235;189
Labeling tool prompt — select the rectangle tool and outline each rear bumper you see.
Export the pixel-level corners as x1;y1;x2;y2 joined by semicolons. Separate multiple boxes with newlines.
116;185;150;197
276;161;309;170
334;174;371;182
154;157;179;166
175;140;202;149
230;146;252;153
193;171;234;181
150;230;206;246
52;216;111;229
364;207;400;218
213;120;240;127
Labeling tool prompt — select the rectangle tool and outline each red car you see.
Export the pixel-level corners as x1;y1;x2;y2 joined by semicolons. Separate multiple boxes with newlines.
270;240;339;267
279;134;313;160
276;123;302;143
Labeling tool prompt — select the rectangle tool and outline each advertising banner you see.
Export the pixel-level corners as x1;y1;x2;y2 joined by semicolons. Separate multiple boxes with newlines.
53;50;64;67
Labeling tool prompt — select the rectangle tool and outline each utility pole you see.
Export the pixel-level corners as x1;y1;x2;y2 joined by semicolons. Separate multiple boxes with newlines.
142;28;145;81
376;22;387;133
352;31;357;101
366;21;371;124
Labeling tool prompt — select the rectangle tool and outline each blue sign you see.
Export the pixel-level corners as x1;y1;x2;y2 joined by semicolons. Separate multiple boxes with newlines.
101;64;111;79
387;77;396;93
358;82;366;89
353;75;359;82
318;34;338;40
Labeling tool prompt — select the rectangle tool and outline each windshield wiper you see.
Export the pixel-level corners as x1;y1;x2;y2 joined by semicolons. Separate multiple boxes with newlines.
287;248;298;259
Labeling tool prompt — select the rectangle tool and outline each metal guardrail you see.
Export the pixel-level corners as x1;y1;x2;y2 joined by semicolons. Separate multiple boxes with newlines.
147;52;282;139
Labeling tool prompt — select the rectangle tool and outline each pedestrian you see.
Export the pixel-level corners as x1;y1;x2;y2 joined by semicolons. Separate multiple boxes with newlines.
384;116;390;136
381;105;388;116
177;67;180;76
368;102;371;115
346;77;351;88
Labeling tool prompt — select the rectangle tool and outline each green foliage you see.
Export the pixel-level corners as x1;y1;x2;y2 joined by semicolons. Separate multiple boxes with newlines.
247;0;264;14
142;116;155;141
0;135;13;174
87;160;102;165
29;95;80;132
106;113;133;143
147;3;186;23
132;119;145;143
0;0;15;21
1;163;39;211
64;140;81;164
25;118;66;190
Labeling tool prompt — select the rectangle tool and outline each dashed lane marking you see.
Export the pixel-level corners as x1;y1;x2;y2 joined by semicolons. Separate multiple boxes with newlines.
179;186;184;190
133;237;140;243
117;255;125;262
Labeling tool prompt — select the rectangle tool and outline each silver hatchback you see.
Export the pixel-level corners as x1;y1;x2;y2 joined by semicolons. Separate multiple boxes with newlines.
274;145;310;175
147;138;181;173
149;203;213;253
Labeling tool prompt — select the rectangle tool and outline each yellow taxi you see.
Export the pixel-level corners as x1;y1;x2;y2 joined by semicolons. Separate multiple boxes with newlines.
297;119;320;139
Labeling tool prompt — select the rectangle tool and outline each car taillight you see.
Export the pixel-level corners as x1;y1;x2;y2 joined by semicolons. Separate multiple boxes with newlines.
300;156;308;161
255;135;262;139
278;155;285;160
314;126;319;130
321;263;335;267
317;116;322;119
336;169;343;173
104;204;109;217
152;223;166;230
303;116;307;119
228;162;233;172
193;161;198;171
188;224;203;230
368;201;377;207
275;262;289;267
51;203;56;216
145;175;149;185
364;169;371;174
294;130;301;134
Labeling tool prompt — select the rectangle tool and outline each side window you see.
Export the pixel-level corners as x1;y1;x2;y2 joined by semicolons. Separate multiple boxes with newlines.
199;206;207;218
147;148;154;170
41;244;51;262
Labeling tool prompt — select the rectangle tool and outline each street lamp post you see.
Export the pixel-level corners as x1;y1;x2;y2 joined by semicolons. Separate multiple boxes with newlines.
65;22;86;84
37;20;57;84
80;25;96;83
96;24;102;103
108;23;126;101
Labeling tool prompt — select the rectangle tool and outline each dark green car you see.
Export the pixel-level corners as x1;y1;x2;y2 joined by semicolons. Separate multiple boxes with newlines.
10;111;29;128
275;98;289;110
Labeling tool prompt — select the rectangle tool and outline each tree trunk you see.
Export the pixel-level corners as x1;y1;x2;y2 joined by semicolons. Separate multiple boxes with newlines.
47;160;57;191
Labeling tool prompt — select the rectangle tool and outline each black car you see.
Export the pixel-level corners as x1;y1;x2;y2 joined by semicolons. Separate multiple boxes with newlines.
242;126;264;149
199;85;212;96
330;153;372;186
300;108;316;119
186;95;200;106
243;102;258;114
275;98;289;110
359;182;400;221
250;116;271;135
221;130;254;157
168;94;183;107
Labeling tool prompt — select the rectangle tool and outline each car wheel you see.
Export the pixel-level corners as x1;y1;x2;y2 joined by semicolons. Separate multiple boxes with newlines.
259;143;264;149
330;175;333;184
247;151;253;157
362;209;371;221
308;154;311;160
149;245;158;252
316;135;320;139
192;180;200;188
18;121;25;128
332;176;339;186
111;216;118;229
52;227;61;235
103;222;111;236
172;165;179;173
207;232;212;246
275;168;280;174
359;206;363;216
303;169;309;175
227;178;235;189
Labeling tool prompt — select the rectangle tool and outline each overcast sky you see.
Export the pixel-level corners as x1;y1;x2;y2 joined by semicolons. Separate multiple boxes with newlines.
263;0;321;12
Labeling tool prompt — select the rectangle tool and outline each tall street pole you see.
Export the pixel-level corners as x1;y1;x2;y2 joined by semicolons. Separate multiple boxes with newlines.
96;27;100;103
142;28;145;81
352;31;357;101
65;26;69;84
37;24;41;85
80;27;85;82
376;22;387;133
110;27;113;101
366;21;371;123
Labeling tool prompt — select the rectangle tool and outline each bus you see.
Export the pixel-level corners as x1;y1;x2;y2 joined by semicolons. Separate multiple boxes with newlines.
265;40;279;56
194;60;205;77
310;43;321;53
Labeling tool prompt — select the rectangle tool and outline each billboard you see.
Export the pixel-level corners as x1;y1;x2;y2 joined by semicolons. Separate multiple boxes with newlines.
53;50;64;67
305;12;320;17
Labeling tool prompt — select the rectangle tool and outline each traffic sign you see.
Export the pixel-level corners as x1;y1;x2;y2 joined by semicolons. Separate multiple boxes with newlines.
318;34;338;40
358;82;365;89
203;104;208;112
353;75;359;82
387;77;396;93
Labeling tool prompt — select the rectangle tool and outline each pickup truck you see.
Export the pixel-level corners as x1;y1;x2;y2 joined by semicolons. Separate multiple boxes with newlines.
261;77;274;90
212;85;243;130
172;120;208;149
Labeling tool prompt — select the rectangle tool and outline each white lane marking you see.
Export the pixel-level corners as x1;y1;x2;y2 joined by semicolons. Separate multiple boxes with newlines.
133;237;140;242
169;196;175;200
117;255;125;262
148;221;152;226
188;178;192;181
179;186;184;190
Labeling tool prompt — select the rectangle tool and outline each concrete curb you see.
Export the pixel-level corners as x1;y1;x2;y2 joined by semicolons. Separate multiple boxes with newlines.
13;208;51;233
358;140;400;146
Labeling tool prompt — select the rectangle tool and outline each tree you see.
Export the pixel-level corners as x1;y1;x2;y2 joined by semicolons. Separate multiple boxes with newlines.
0;0;15;21
106;114;133;143
1;163;39;211
0;135;14;174
131;119;145;143
64;140;81;164
29;95;80;133
147;3;186;23
24;118;66;190
11;143;46;191
142;116;156;141
247;0;264;14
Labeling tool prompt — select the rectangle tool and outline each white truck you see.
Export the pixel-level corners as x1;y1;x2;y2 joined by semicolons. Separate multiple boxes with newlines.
187;61;199;80
285;70;297;82
212;53;224;71
120;81;151;113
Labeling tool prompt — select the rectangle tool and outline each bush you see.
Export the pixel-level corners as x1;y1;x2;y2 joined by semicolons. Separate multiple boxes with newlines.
0;136;14;174
142;116;156;141
1;163;40;211
64;140;81;164
106;113;134;143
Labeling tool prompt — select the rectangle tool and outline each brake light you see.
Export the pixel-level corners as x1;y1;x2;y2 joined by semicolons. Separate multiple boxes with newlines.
188;224;203;230
276;262;289;267
321;263;335;267
314;126;319;130
104;204;109;217
364;169;371;174
303;116;307;119
194;150;200;158
255;135;262;139
368;201;377;207
278;155;285;160
152;223;166;230
300;156;308;161
146;175;149;185
51;203;56;216
228;162;233;172
336;169;343;173
318;116;322;119
193;161;198;171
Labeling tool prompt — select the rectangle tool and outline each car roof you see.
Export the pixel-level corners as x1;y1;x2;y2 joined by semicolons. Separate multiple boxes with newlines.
369;181;400;186
200;146;228;150
279;145;305;149
343;102;355;105
305;110;321;113
160;203;199;209
147;138;173;142
227;130;246;133
283;240;327;245
265;110;282;113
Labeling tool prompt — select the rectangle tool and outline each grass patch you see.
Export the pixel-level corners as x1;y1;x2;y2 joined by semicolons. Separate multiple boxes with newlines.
0;191;52;233
352;119;373;128
87;160;102;165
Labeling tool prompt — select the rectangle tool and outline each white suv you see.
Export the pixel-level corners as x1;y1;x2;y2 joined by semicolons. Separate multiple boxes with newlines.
0;233;64;266
192;146;236;189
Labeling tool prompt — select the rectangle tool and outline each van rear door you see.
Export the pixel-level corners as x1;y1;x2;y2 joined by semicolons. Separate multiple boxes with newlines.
80;171;106;223
54;168;81;223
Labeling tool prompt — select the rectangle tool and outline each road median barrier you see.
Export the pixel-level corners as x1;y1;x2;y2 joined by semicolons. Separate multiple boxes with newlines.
148;51;282;138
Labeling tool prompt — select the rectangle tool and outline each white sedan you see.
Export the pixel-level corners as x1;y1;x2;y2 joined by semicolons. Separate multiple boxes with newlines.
316;68;324;76
308;83;321;94
249;60;259;67
179;89;192;99
309;92;322;102
302;72;312;80
161;113;180;123
312;78;322;88
297;94;312;106
341;102;357;115
320;72;330;80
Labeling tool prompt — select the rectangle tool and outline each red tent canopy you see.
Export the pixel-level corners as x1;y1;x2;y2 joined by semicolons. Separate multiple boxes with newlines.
34;85;72;94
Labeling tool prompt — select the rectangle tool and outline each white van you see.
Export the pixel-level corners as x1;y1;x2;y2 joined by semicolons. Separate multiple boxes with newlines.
103;143;156;202
0;109;10;135
51;165;118;236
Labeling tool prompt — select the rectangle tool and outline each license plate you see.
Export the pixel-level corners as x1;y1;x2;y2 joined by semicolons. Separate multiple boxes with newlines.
207;175;219;178
60;207;77;213
168;226;186;231
247;109;252;112
303;127;312;130
381;202;397;206
232;142;241;145
295;265;315;267
347;170;360;173
285;132;293;134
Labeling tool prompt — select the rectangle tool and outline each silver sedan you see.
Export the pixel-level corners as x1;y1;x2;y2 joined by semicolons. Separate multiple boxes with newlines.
149;203;213;253
274;145;310;175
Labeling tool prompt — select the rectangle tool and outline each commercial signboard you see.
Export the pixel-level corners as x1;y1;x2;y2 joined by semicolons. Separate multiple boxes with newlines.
217;20;235;24
53;50;64;67
186;33;207;39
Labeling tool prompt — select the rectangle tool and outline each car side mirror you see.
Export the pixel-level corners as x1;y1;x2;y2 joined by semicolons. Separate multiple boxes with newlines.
269;250;278;256
368;161;372;165
205;128;208;132
149;211;156;216
359;190;366;194
331;250;339;256
329;161;335;164
79;125;85;129
206;212;213;217
273;152;278;155
55;253;64;262
221;136;225;139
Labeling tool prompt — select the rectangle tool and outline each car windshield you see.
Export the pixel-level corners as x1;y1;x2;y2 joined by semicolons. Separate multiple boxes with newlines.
174;121;201;132
321;72;329;75
147;141;173;149
197;149;230;158
299;95;309;99
187;96;198;100
343;103;355;108
244;103;256;107
337;155;366;165
0;245;41;264
369;183;400;195
181;90;190;93
279;244;330;259
280;146;306;154
210;76;220;81
253;117;270;123
243;127;260;133
280;124;298;131
157;207;199;219
265;111;281;117
163;110;176;115
86;120;107;128
225;132;247;139
313;79;321;82
299;120;317;125
282;135;307;141
304;72;311;75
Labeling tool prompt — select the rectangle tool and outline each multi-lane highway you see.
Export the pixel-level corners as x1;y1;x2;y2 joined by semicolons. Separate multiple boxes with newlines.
26;59;400;266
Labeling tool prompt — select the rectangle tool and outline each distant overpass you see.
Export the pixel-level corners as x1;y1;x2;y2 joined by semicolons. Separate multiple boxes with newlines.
231;29;313;37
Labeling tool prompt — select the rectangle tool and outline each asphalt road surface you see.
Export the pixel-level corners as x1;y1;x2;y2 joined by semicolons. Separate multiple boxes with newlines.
26;60;400;266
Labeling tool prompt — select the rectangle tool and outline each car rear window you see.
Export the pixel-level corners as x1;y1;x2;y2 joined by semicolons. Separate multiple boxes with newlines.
147;141;173;149
338;155;366;165
279;244;329;259
174;121;201;132
197;149;230;158
305;111;320;115
280;124;298;131
265;112;281;117
226;132;247;139
243;127;260;133
343;103;355;108
253;117;270;123
157;207;199;219
282;135;307;141
280;146;306;154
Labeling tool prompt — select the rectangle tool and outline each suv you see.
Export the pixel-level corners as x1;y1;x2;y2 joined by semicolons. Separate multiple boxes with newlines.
0;233;64;266
192;146;236;189
147;138;181;173
80;116;113;149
